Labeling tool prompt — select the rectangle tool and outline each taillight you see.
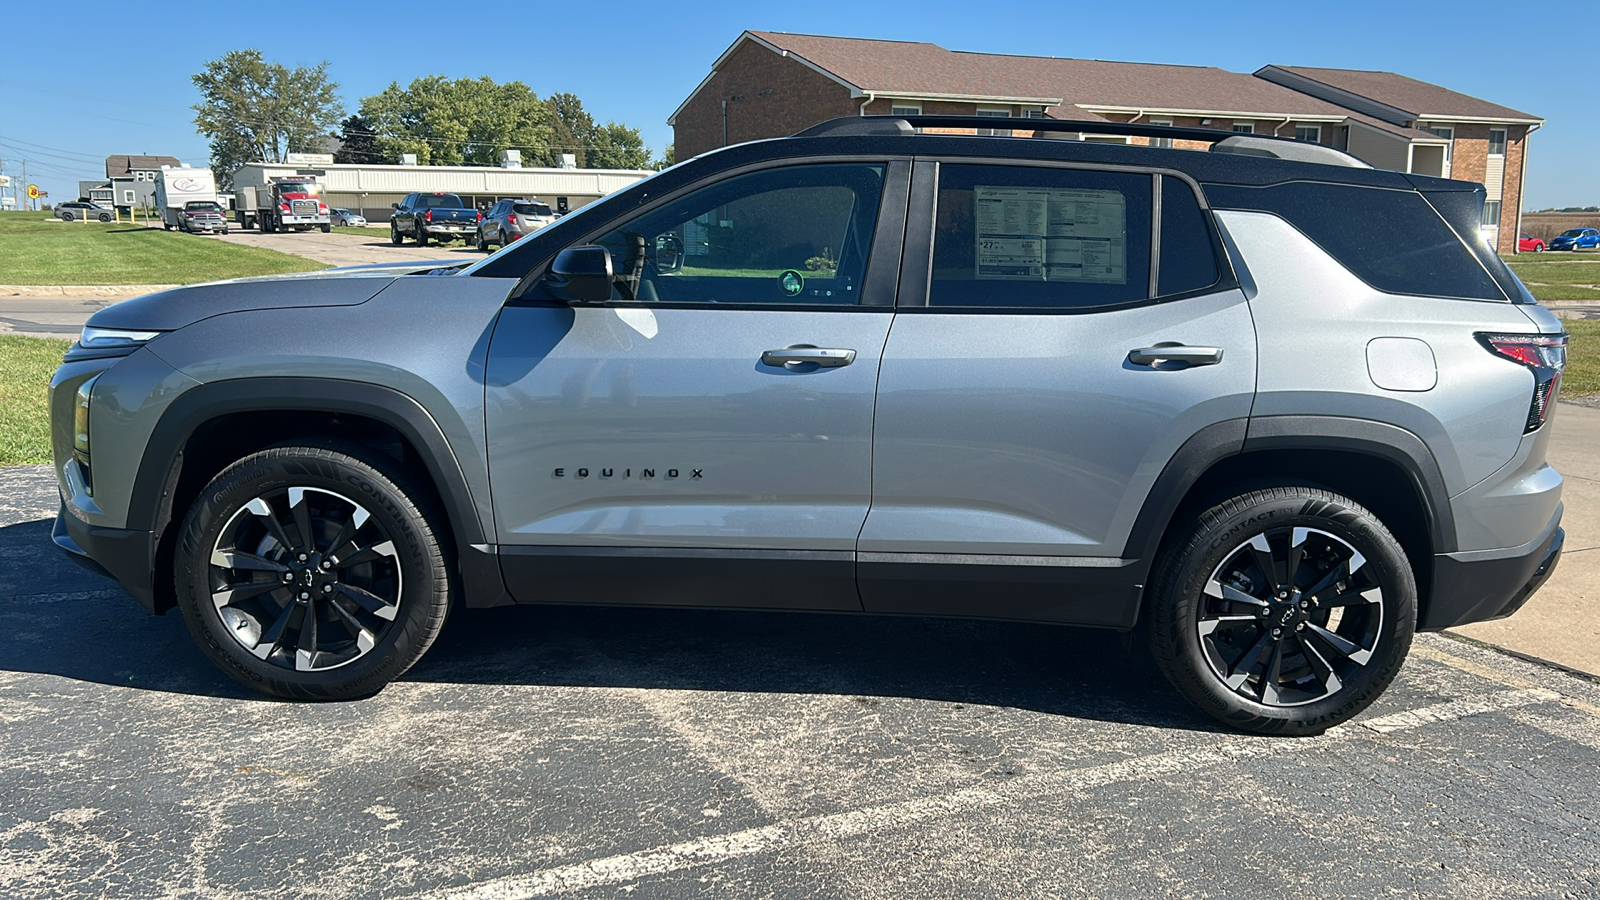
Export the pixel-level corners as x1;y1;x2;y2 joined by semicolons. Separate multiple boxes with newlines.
1479;332;1567;432
477;210;484;222
425;209;433;223
507;214;517;225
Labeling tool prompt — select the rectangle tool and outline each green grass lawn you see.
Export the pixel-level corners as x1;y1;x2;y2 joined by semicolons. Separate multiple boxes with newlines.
1503;258;1600;286
1564;319;1600;398
336;225;397;240
0;211;326;285
0;336;70;465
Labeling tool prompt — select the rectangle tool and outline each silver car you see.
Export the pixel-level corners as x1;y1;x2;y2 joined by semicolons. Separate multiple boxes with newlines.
476;198;556;251
330;208;367;227
49;115;1566;733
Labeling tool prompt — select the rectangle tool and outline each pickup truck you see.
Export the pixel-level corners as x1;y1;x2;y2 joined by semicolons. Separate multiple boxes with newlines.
390;192;481;246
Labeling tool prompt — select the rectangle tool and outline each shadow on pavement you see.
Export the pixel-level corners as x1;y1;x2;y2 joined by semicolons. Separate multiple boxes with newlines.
1;514;1210;731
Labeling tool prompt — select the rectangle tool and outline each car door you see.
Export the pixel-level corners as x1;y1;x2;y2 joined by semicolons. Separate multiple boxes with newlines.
486;159;909;611
859;161;1256;628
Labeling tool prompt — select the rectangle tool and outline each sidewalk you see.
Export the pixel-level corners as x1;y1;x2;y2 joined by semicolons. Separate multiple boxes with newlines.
1454;400;1600;676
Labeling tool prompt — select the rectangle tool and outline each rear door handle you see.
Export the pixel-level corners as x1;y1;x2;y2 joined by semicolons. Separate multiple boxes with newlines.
1127;344;1224;368
761;346;857;368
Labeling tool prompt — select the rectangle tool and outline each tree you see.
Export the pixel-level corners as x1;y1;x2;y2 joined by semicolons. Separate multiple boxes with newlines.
655;143;676;170
587;122;651;169
543;94;651;168
333;115;381;164
192;49;344;188
359;76;552;166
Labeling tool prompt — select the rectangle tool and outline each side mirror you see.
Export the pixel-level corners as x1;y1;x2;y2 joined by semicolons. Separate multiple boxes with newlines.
543;246;614;303
391;202;401;210
655;233;684;274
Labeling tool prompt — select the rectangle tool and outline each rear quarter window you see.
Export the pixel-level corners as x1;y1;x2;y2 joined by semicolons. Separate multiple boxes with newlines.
1203;181;1505;301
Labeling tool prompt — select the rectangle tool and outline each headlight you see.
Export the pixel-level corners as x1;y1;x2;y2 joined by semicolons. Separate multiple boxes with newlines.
79;326;163;349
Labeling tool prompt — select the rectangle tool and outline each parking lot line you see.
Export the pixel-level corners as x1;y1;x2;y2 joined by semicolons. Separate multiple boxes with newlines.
1413;641;1600;718
413;687;1554;900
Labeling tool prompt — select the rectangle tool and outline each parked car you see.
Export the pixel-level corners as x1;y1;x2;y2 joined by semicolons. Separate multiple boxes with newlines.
1550;228;1600;252
177;200;229;234
389;192;480;245
477;199;557;251
331;209;367;227
55;201;114;223
1518;232;1545;253
51;115;1566;735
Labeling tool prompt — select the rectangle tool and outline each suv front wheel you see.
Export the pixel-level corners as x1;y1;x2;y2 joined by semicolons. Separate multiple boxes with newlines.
173;443;452;699
1146;486;1415;735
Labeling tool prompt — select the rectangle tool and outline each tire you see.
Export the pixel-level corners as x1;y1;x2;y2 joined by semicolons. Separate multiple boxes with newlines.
390;224;403;246
1145;486;1416;735
1534;244;1544;253
173;443;453;700
320;223;331;234
415;227;429;247
98;212;113;223
476;230;489;252
61;211;75;221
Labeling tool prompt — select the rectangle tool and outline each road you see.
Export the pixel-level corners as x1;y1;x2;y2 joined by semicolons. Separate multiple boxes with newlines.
4;464;1600;898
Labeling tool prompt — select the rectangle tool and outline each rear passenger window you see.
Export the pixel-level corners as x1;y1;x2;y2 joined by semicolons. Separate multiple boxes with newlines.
930;164;1152;309
1158;175;1221;296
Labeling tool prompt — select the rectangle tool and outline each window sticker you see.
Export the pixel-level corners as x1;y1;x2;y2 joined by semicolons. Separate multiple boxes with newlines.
975;186;1126;284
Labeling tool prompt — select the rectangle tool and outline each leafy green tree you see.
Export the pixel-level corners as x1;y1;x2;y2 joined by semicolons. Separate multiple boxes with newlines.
333;115;381;164
654;143;676;170
543;94;651;168
587;123;652;169
359;76;552;166
192;49;344;188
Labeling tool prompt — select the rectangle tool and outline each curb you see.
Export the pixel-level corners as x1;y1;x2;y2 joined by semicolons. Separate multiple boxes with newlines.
0;284;177;299
1441;630;1600;684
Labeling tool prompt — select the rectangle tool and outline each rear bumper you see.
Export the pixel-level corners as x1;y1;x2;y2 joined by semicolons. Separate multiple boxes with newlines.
53;504;160;613
1425;507;1564;630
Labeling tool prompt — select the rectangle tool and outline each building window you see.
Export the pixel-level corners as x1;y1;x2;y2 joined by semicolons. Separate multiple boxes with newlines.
1489;128;1507;156
1232;122;1255;134
1149;118;1173;149
1024;109;1047;119
890;103;922;117
1482;200;1502;228
976;107;1012;137
1428;126;1454;170
123;190;134;204
1294;125;1321;143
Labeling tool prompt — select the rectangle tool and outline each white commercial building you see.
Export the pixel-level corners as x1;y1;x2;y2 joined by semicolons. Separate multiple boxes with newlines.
231;160;655;222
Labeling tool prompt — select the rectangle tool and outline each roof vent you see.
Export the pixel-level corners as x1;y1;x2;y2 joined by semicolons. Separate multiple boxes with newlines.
400;153;418;166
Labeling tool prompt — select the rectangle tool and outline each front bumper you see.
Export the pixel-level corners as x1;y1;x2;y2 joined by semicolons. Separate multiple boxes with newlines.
1425;509;1564;630
53;503;161;613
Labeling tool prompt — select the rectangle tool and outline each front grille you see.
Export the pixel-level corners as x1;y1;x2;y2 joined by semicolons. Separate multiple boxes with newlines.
292;200;318;216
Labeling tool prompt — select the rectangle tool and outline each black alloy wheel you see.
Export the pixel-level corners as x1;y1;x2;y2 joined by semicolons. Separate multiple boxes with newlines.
1147;486;1415;735
175;444;452;699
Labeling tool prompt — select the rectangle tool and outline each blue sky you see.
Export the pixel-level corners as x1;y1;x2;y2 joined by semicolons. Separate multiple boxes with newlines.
2;0;1589;210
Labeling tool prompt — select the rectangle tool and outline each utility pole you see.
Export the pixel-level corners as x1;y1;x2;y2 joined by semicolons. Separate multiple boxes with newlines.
21;158;28;211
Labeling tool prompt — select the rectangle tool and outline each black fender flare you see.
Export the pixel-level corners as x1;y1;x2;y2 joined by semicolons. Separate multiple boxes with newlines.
1119;415;1456;582
132;377;509;609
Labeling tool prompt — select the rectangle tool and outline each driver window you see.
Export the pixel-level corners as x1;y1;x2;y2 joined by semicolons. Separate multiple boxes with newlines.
591;163;887;305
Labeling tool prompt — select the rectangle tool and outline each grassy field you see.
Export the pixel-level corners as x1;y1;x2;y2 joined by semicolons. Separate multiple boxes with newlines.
1505;256;1600;303
0;211;326;285
1565;319;1600;398
0;336;70;465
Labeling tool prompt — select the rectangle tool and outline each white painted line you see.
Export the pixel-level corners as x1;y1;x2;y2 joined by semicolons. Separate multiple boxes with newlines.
414;688;1551;900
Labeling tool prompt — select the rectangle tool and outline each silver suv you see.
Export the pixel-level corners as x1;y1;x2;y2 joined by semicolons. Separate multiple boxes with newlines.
49;117;1566;734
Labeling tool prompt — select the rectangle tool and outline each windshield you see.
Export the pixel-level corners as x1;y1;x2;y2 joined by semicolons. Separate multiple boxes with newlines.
185;201;223;212
513;202;552;216
1560;229;1584;237
277;182;318;195
416;194;465;209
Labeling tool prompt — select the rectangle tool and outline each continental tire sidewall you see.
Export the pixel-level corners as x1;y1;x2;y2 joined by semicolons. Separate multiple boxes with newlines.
1151;489;1417;734
174;447;449;700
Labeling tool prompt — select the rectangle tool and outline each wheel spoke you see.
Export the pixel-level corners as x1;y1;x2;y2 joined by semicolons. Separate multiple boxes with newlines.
250;600;297;660
1225;630;1274;690
1317;587;1383;608
1259;639;1286;705
323;506;370;565
1247;533;1280;590
1205;578;1269;608
1307;622;1372;666
1198;615;1259;636
295;597;319;670
1304;548;1368;599
1287;527;1311;591
211;550;290;573
245;497;296;554
211;579;283;610
1295;633;1343;696
328;598;379;653
336;582;399;621
288;487;315;551
335;540;398;570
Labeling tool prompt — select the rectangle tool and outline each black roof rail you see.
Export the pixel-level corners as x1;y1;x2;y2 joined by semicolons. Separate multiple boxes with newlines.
792;115;1370;168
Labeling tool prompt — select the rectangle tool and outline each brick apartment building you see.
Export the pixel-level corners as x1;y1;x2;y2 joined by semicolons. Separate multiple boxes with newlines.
670;32;1542;253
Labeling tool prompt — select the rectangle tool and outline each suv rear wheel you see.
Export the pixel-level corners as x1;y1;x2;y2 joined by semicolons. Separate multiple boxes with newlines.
1146;486;1415;735
173;444;452;700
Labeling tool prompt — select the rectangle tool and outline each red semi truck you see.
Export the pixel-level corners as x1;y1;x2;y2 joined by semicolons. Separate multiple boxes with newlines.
234;176;332;233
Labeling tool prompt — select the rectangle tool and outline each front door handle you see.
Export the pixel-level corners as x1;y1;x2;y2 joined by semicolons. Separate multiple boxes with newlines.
1128;344;1224;368
761;346;857;368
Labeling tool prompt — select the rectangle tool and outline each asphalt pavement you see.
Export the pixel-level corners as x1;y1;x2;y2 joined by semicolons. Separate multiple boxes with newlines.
4;464;1600;898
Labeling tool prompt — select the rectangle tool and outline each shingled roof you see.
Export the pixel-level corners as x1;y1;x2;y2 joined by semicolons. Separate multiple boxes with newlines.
1256;66;1541;124
104;155;181;178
